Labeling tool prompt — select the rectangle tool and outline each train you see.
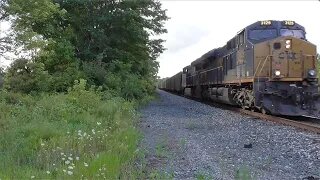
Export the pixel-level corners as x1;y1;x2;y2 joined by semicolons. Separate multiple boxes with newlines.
159;20;319;116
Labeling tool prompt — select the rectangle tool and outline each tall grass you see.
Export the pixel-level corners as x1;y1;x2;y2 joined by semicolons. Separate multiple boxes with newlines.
0;80;141;179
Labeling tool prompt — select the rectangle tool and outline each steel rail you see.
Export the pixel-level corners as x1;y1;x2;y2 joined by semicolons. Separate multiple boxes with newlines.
239;109;320;134
161;89;320;134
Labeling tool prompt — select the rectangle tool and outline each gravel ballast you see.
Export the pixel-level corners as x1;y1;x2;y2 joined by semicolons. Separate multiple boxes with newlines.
139;90;320;179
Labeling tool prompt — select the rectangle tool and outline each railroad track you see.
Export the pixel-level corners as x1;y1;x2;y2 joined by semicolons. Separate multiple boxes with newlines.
162;90;320;134
239;109;320;134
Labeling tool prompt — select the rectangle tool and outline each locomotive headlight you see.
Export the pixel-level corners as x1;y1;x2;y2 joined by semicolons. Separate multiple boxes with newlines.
274;70;281;76
308;69;316;77
285;39;291;49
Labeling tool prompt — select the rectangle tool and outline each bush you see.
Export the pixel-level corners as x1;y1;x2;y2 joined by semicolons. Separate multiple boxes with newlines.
4;59;51;93
0;80;141;179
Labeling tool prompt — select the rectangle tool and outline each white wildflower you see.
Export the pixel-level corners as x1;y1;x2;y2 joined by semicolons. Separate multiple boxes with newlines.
62;157;65;160
68;157;73;161
68;166;74;170
76;157;80;161
52;163;55;166
31;176;35;179
97;122;101;126
65;160;70;164
46;171;50;174
92;129;96;134
60;152;64;156
67;171;73;175
41;143;45;146
84;162;89;167
63;169;66;173
83;132;87;137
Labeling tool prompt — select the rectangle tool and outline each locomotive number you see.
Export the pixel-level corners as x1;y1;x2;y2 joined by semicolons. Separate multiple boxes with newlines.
260;20;272;26
283;20;295;26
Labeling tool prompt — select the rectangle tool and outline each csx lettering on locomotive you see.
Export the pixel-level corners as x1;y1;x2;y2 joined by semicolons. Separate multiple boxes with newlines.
278;52;297;60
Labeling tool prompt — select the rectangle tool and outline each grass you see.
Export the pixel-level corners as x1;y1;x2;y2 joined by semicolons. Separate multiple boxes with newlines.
186;121;197;130
195;171;213;180
155;136;169;158
0;80;143;179
149;170;174;180
235;166;252;180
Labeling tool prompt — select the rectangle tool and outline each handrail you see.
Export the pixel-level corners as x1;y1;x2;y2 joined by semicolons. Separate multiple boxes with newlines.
253;55;272;78
253;55;273;91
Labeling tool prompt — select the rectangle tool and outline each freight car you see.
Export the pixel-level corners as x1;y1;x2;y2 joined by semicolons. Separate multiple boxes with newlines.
160;20;319;116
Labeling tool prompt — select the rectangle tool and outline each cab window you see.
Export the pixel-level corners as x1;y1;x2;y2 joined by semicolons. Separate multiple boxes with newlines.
280;29;305;39
249;29;277;41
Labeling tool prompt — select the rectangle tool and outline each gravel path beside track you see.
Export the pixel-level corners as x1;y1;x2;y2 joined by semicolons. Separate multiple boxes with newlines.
139;90;320;179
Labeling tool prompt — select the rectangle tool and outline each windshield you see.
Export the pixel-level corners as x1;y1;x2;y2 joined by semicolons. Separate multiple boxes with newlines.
280;29;305;39
249;29;277;41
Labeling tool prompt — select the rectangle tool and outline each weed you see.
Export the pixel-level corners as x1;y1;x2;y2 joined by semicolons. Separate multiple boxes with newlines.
179;138;187;148
186;121;199;130
195;170;213;180
155;138;169;158
0;80;143;179
235;166;252;180
149;170;174;180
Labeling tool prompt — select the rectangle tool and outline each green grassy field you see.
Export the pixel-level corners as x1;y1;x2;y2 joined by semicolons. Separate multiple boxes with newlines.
0;80;144;179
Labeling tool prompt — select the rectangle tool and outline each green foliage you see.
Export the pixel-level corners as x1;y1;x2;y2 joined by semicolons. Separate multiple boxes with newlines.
0;80;142;179
235;166;252;180
0;0;168;177
0;67;4;88
4;59;51;93
3;0;168;98
317;53;320;79
195;171;212;180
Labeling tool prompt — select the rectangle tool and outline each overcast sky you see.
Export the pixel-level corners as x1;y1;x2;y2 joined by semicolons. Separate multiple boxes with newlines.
1;1;320;75
157;1;320;78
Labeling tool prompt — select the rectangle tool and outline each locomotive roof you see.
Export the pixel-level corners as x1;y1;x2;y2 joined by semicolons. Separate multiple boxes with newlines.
245;20;305;32
191;47;225;66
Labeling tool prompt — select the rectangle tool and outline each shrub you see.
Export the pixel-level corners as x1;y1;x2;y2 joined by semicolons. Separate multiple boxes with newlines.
0;80;141;179
4;59;51;93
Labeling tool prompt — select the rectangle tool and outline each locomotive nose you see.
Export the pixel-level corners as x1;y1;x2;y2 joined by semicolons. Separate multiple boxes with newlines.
270;37;317;81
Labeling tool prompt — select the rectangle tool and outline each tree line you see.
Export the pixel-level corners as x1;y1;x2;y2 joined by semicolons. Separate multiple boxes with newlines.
0;0;168;99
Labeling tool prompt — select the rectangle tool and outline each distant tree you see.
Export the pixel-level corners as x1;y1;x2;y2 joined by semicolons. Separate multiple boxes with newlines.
4;59;51;93
0;67;4;88
317;53;320;79
0;0;8;21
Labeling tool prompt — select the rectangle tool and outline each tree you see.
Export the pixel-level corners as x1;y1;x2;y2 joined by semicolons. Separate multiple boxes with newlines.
317;53;320;79
0;67;4;88
2;0;168;97
4;59;51;93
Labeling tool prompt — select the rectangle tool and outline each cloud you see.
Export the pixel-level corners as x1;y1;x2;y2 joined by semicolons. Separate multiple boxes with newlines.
165;24;209;54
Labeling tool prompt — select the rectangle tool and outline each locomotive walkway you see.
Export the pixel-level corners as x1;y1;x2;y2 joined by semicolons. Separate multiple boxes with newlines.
138;90;320;179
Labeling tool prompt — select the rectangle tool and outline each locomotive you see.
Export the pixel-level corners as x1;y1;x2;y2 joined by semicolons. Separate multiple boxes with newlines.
159;20;319;116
